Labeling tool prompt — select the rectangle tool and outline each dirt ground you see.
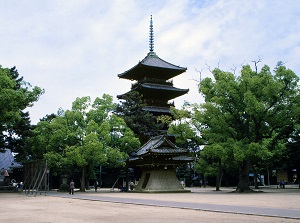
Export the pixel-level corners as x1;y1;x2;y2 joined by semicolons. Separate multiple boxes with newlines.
0;187;299;223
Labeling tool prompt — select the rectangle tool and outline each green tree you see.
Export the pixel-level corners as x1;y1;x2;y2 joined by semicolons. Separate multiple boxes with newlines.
282;122;300;188
168;104;195;145
194;63;299;192
116;91;164;143
168;104;202;187
28;94;140;191
0;65;44;153
194;142;235;190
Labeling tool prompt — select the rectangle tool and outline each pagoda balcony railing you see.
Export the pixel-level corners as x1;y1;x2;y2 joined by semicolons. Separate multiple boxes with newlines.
132;78;173;88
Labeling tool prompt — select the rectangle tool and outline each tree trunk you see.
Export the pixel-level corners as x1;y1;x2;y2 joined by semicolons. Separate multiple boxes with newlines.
254;172;259;189
125;162;129;192
236;160;251;192
203;176;207;187
86;175;89;190
216;159;222;191
267;168;270;186
216;176;220;191
80;166;86;191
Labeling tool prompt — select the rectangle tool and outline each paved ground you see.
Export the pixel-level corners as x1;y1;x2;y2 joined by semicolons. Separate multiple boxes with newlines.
1;186;299;223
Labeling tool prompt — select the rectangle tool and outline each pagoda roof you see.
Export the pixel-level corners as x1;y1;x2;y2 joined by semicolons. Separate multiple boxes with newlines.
118;83;189;101
131;135;188;157
128;135;194;166
136;83;189;99
118;52;187;81
138;83;188;92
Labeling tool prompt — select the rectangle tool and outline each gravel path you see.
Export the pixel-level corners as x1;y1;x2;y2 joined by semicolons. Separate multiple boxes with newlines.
1;186;299;223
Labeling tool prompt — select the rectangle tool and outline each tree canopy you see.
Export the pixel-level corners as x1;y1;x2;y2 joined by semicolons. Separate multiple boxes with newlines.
27;94;140;191
197;63;299;192
174;63;300;192
0;65;44;153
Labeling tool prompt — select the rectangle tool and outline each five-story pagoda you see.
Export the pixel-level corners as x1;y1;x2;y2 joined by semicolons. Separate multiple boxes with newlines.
117;16;192;192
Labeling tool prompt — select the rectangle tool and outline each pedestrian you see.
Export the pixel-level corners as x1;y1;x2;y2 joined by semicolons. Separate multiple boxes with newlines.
69;180;75;195
130;181;135;190
19;182;23;191
18;182;23;194
94;181;98;192
279;179;285;189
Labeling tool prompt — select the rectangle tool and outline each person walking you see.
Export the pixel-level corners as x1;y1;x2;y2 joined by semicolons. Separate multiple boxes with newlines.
69;180;75;195
19;182;23;192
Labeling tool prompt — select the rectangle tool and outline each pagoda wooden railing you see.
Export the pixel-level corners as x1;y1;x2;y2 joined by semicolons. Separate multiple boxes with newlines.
132;78;173;88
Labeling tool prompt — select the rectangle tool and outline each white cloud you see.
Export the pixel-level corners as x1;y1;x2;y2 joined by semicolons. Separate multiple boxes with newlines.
0;0;299;124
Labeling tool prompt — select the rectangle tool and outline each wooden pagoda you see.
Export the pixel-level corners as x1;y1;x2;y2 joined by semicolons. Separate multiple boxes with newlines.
118;16;192;192
117;15;189;117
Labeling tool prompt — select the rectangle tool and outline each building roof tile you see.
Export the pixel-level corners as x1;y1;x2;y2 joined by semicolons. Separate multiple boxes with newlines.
132;135;188;157
118;52;187;80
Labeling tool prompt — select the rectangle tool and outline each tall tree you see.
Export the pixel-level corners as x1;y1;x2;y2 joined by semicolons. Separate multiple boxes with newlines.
168;105;202;187
116;91;163;143
193;63;299;192
0;65;44;153
28;94;140;191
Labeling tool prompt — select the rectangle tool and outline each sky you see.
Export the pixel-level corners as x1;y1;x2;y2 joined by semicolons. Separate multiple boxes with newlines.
1;0;299;124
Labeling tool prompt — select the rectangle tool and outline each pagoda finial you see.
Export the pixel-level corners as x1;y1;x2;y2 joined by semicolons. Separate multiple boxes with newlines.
149;15;154;52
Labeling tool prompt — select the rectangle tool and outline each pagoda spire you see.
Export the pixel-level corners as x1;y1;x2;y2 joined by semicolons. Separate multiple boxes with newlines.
149;15;154;52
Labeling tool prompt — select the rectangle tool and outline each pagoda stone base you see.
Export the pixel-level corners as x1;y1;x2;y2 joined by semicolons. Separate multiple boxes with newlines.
134;167;190;193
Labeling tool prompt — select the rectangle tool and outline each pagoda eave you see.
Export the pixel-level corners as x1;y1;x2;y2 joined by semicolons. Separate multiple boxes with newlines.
132;135;189;157
117;88;188;101
118;52;187;81
135;161;191;167
118;65;186;81
131;84;189;100
139;152;189;158
128;158;193;167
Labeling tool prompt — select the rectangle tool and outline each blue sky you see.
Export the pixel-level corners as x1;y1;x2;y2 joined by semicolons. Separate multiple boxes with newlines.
1;0;299;124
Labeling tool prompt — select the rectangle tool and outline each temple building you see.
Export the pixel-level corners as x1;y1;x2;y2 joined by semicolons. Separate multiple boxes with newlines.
117;16;192;192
